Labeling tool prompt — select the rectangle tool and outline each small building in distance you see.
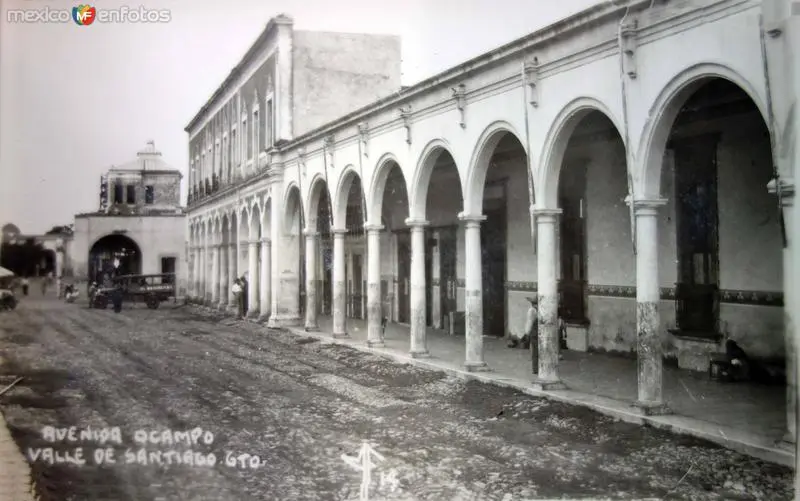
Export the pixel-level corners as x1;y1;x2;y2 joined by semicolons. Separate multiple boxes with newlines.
70;141;187;294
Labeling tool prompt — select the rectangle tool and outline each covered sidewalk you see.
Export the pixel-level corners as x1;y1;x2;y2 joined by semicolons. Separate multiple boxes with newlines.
282;315;791;467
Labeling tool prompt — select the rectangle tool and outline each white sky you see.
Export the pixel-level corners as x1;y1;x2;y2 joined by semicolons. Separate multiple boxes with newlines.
0;0;599;234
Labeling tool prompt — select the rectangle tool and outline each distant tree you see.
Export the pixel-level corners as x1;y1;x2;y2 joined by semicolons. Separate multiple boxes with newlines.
45;224;74;236
1;238;48;277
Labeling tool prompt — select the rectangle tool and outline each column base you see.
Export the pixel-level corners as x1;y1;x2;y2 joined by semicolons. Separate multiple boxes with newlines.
409;350;430;359
464;361;491;373
246;311;260;320
531;377;566;391
631;400;671;416
332;332;350;339
304;324;320;332
267;315;302;328
217;302;228;311
258;314;271;323
776;431;796;450
366;340;385;348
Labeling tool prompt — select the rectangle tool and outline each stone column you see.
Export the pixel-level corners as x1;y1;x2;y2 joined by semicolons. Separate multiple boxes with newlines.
188;245;195;299
202;239;209;303
332;228;348;338
406;219;429;357
247;239;259;318
366;224;384;347
783;186;797;445
459;213;489;371
532;208;565;390
770;179;796;444
227;243;236;307
195;244;202;301
304;229;319;331
632;199;668;414
268;186;282;327
218;243;228;308
259;237;271;321
211;243;220;304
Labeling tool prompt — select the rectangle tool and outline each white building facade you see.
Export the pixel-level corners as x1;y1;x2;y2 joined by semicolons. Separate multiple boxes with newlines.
71;142;188;293
186;0;799;445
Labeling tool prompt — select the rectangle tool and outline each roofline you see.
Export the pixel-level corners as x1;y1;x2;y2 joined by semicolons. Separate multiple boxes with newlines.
280;0;646;148
75;212;187;219
184;14;293;133
108;169;183;178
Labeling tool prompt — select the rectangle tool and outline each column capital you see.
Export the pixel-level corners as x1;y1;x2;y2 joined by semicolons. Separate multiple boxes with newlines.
229;243;236;248
364;223;384;233
532;208;562;224
404;218;429;228
303;228;319;237
331;227;348;236
248;239;260;246
260;236;271;244
767;177;795;207
457;213;486;227
626;197;668;216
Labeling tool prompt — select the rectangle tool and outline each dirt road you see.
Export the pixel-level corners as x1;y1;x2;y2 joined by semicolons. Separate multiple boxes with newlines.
0;297;793;500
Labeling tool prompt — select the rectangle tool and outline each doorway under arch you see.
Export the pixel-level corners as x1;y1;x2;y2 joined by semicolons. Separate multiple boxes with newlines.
89;233;142;282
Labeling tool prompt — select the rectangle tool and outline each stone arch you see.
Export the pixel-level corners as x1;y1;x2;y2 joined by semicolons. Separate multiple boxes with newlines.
333;165;363;229
229;209;239;241
283;184;304;235
221;214;230;245
408;139;460;220
367;152;406;225
237;205;249;242
637;62;769;199
306;173;330;231
249;204;261;240
88;233;143;279
464;121;528;215
261;195;272;238
538;96;626;208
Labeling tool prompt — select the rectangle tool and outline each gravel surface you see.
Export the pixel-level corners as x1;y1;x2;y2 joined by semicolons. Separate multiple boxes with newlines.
0;297;794;501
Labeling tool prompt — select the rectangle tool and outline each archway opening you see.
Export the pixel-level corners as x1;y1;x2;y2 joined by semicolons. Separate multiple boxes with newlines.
379;161;410;326
310;180;333;316
229;212;239;294
555;110;627;354
661;78;782;365
248;207;262;313
422;149;460;331
478;132;529;338
89;233;142;282
285;187;305;318
41;249;56;277
342;175;366;319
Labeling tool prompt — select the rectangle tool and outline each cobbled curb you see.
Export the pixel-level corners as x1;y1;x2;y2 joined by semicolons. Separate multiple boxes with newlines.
185;304;794;468
279;326;795;468
0;410;39;501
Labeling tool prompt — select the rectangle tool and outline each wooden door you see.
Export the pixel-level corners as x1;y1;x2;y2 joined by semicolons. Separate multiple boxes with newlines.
438;226;458;327
396;231;411;323
674;135;720;336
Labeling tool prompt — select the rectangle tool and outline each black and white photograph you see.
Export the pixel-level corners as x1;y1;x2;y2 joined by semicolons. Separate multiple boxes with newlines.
1;0;799;499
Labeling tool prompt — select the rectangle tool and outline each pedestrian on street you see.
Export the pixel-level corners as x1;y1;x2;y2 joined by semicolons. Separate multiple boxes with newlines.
21;277;29;296
231;279;243;319
240;274;249;317
111;284;124;313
